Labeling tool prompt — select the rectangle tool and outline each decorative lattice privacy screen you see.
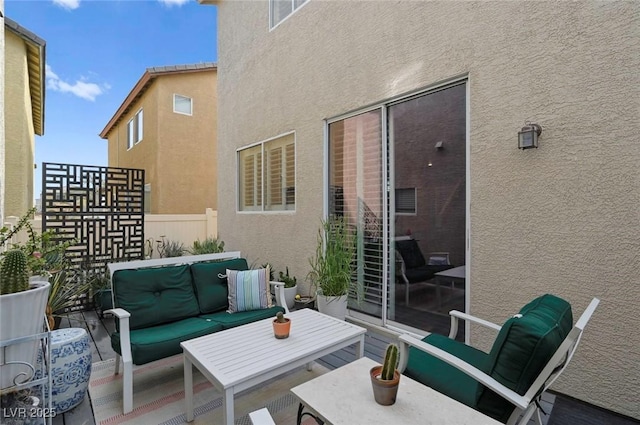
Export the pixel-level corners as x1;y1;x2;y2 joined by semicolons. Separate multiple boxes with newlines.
42;163;145;308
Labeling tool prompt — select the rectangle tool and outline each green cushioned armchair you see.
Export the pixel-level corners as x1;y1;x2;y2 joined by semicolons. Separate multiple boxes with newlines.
398;294;600;425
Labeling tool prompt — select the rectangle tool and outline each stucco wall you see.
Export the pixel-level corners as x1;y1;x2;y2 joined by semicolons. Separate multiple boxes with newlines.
0;4;5;225
107;70;217;214
214;1;640;418
4;30;34;217
156;71;217;214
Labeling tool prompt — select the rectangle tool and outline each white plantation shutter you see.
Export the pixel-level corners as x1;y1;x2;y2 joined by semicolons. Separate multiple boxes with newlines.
238;133;294;212
239;146;262;211
285;143;295;206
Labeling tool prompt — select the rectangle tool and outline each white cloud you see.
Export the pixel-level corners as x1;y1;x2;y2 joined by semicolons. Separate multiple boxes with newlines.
46;65;109;102
158;0;191;7
52;0;80;10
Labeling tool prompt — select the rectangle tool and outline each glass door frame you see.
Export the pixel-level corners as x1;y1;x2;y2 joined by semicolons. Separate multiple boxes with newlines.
323;75;471;340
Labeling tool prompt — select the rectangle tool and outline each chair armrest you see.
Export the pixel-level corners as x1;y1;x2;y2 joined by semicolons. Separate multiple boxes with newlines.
104;308;133;365
447;310;502;339
270;281;290;314
398;334;529;410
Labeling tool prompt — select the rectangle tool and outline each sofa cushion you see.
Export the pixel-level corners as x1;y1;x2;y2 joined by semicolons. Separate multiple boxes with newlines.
110;317;223;365
201;305;285;330
403;332;489;410
477;294;573;422
226;267;272;313
113;264;200;330
191;258;248;314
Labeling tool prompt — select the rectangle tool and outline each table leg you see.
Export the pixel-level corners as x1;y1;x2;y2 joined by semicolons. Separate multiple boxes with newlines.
223;387;234;425
355;336;364;358
184;356;194;422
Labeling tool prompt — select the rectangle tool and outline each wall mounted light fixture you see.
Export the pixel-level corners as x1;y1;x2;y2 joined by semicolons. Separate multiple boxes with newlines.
518;121;542;150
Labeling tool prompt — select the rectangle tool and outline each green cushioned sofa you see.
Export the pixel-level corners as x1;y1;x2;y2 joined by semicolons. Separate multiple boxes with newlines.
105;252;288;414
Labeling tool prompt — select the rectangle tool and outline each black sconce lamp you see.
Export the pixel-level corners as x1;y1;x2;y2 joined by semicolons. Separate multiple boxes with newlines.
518;122;542;150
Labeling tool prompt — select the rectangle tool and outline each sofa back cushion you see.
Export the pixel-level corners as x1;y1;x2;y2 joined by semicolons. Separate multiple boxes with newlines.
191;258;248;314
113;264;200;330
476;294;573;422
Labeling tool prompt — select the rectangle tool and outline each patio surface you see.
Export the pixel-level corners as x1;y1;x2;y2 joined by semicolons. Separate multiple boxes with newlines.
50;308;637;425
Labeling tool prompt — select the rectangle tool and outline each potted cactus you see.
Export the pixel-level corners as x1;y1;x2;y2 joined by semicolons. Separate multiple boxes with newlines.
272;311;291;339
0;250;51;391
369;343;401;405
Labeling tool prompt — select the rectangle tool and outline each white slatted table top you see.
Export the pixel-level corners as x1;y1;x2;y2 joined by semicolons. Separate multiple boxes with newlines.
180;309;366;389
291;357;503;425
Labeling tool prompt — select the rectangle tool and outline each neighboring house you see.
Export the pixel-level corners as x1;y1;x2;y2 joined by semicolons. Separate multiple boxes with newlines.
1;16;45;224
99;63;217;214
201;0;639;420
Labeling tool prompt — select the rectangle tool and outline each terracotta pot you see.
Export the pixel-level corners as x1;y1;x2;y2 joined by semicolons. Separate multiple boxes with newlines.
272;318;291;339
370;365;401;405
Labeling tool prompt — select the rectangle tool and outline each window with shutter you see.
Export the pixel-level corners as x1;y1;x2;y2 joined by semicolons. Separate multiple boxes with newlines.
238;132;294;212
395;188;417;215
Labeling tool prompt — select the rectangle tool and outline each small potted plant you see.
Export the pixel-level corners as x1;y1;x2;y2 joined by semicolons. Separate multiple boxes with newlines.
278;267;298;310
272;311;291;339
370;343;401;405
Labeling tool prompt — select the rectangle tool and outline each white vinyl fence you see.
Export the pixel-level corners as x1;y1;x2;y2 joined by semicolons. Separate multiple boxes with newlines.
2;208;218;259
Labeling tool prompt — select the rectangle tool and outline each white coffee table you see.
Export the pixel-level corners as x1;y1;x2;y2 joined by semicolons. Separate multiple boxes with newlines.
291;357;503;425
181;309;366;424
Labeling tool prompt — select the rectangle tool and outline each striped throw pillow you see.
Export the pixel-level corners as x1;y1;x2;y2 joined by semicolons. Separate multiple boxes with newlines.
226;267;272;313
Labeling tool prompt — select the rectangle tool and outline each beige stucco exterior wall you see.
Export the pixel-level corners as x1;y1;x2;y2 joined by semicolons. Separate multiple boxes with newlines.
0;4;5;225
4;30;35;217
213;1;640;418
106;70;217;214
155;71;217;214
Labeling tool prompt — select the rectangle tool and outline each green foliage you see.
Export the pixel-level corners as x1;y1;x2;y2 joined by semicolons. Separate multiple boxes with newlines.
189;237;225;255
159;240;185;258
0;250;30;294
308;216;355;297
278;267;297;288
381;343;399;380
0;208;74;277
47;269;93;314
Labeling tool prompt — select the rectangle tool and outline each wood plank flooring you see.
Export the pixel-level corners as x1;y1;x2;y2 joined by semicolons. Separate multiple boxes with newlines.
49;309;637;425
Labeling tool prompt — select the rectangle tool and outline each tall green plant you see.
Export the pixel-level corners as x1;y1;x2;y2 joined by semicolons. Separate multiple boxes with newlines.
308;216;355;297
0;250;30;294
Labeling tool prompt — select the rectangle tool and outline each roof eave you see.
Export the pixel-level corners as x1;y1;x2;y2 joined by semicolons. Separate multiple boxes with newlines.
99;64;217;139
5;18;46;136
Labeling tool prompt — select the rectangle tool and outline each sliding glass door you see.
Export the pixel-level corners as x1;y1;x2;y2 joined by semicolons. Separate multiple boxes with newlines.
327;81;467;336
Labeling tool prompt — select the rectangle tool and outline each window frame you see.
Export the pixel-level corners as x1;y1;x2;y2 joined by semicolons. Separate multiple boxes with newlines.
395;187;417;215
237;131;296;214
173;94;193;116
269;0;309;31
127;108;143;150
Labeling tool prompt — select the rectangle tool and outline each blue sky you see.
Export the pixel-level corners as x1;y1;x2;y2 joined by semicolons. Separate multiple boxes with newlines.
6;0;218;199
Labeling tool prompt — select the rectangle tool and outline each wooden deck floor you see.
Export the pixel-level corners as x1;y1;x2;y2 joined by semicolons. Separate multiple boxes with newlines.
51;309;638;425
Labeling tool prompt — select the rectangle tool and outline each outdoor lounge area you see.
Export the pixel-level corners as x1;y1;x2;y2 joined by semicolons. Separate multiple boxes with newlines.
32;289;633;425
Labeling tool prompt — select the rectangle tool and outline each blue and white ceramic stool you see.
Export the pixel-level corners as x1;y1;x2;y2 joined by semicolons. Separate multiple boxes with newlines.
49;328;92;413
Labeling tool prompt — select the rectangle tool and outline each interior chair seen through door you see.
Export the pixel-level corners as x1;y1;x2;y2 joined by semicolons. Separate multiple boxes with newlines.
398;294;600;425
394;236;455;305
